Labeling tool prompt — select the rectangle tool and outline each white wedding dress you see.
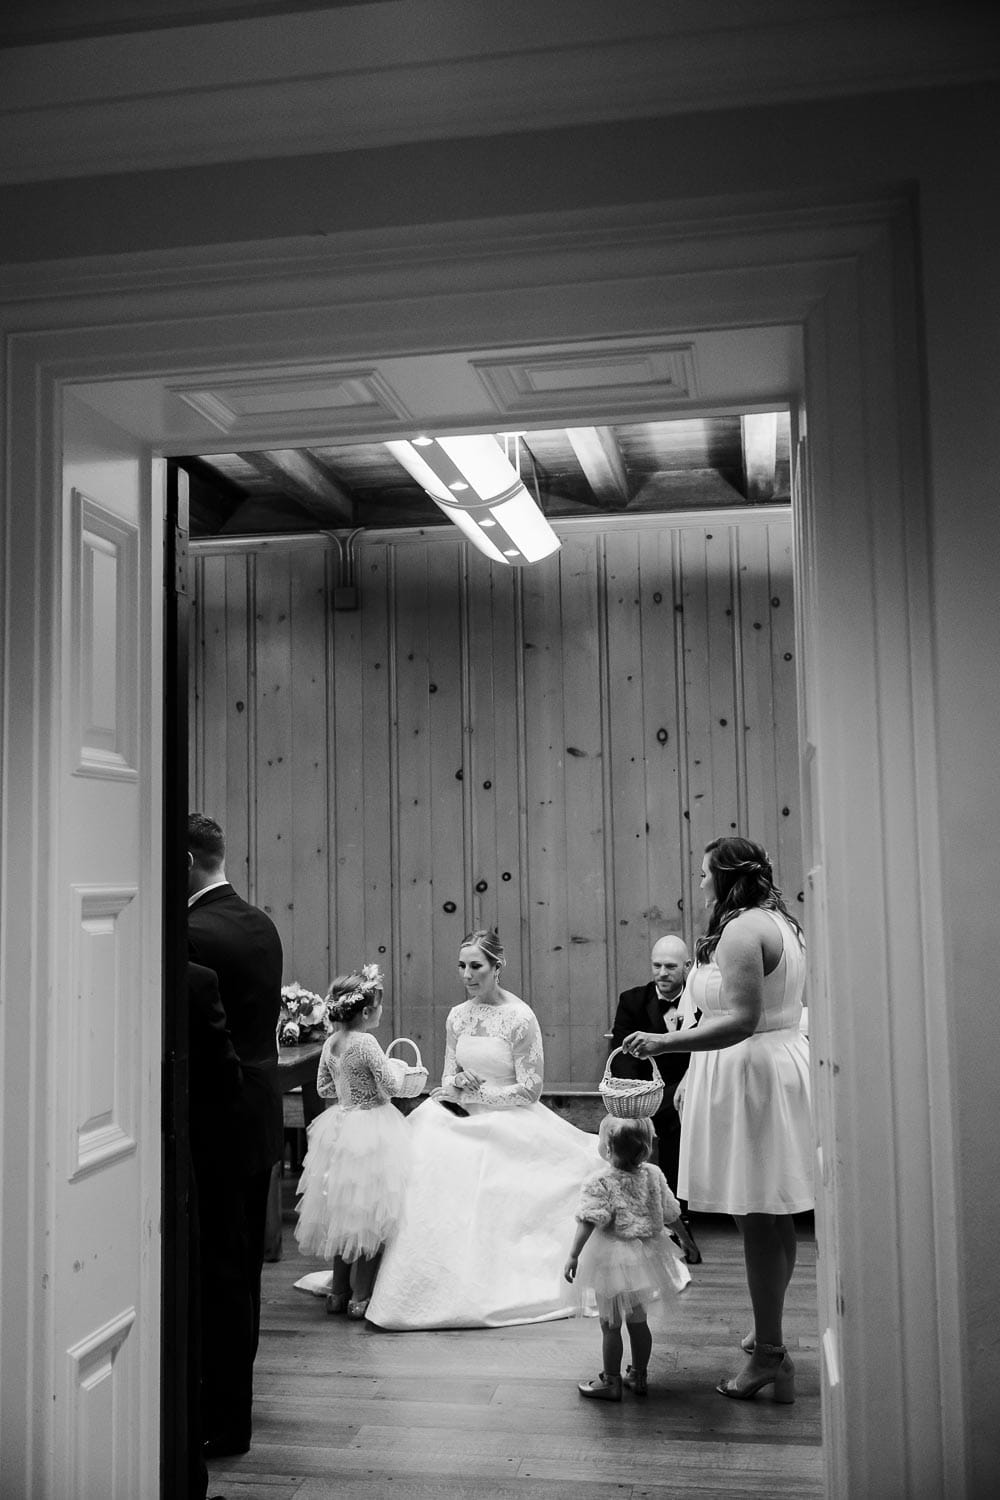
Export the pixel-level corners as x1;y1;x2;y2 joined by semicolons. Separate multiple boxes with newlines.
363;996;602;1329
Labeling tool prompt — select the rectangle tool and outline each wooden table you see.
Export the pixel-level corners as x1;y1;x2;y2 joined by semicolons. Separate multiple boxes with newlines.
277;1038;325;1093
263;1040;325;1261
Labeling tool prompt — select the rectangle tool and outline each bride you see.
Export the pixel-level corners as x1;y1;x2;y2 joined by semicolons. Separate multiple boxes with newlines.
364;927;601;1330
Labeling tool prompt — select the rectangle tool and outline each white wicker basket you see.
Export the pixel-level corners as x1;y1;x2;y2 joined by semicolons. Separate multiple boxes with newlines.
385;1037;429;1099
599;1047;665;1119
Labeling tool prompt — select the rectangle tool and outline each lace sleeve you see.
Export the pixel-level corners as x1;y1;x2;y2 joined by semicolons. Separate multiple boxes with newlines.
465;1006;544;1109
315;1036;338;1099
439;1007;460;1092
357;1031;406;1100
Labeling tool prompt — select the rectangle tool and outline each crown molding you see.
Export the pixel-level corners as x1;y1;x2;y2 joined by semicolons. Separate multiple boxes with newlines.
0;189;903;308
0;2;995;185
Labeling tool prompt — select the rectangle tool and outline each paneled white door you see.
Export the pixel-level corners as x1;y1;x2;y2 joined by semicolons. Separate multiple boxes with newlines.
45;391;163;1498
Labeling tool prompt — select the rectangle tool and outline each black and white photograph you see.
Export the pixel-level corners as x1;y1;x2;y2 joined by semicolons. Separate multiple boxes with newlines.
0;4;997;1498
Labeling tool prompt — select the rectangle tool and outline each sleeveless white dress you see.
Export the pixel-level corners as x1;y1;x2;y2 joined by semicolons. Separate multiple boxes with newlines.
365;997;602;1330
678;910;814;1215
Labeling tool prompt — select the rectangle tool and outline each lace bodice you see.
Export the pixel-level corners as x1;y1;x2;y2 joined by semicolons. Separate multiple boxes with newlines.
315;1029;405;1110
440;998;543;1108
576;1162;681;1240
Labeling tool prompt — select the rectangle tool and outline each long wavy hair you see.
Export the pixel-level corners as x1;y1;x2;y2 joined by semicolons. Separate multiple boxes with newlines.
695;836;803;963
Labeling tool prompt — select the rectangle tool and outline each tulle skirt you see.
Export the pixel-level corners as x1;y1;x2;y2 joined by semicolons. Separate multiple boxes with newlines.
294;1100;411;1263
576;1227;691;1325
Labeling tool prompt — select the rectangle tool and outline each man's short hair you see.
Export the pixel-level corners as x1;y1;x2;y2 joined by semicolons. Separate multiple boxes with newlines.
188;812;225;864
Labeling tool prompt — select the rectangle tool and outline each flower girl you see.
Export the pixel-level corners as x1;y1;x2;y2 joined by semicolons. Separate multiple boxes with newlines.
564;1114;697;1399
294;963;410;1318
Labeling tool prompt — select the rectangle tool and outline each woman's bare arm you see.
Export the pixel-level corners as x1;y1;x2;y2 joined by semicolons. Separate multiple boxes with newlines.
624;911;769;1058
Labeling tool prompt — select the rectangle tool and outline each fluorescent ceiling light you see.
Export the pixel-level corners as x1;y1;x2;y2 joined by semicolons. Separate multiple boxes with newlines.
441;503;509;564
386;434;561;566
489;489;564;564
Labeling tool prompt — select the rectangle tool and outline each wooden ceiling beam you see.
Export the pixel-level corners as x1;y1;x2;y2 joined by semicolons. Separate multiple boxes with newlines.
565;426;631;509
629;467;746;510
173;455;248;536
237;448;356;527
740;412;779;503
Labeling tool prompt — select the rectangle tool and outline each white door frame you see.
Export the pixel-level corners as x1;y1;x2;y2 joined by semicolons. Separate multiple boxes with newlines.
0;194;961;1496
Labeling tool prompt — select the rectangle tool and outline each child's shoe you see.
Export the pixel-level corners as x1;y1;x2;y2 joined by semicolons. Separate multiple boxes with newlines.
347;1298;370;1320
325;1292;349;1315
623;1364;648;1396
577;1372;622;1401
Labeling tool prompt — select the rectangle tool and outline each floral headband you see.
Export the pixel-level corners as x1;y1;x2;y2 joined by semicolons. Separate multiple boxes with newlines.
328;961;384;1018
347;962;383;1004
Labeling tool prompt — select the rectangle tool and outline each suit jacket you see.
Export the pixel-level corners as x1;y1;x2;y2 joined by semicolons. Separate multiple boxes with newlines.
187;884;284;1175
610;980;697;1099
187;960;244;1180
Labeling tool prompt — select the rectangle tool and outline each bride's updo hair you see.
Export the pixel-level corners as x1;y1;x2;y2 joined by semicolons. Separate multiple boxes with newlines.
326;963;383;1024
695;836;803;963
461;926;505;968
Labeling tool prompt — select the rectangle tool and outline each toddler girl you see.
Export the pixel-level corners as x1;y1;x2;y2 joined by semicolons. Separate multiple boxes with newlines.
294;963;410;1319
564;1113;697;1399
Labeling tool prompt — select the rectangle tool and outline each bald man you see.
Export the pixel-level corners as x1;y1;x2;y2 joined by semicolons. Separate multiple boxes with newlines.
610;936;700;1260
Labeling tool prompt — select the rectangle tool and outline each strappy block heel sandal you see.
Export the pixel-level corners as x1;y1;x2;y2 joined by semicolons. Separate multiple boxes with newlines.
717;1342;795;1403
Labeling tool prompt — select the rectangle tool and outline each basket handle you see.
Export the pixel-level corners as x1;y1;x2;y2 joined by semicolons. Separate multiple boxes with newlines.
602;1045;657;1083
386;1037;423;1068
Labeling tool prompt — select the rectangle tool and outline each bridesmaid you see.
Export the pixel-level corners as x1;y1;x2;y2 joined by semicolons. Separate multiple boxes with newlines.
624;837;812;1402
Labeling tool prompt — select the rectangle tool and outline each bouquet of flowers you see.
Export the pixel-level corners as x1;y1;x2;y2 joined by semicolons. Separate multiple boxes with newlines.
277;981;331;1046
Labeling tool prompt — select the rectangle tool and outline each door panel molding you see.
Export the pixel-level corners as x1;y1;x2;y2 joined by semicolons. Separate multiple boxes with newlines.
67;884;139;1180
66;1308;137;1500
69;488;140;781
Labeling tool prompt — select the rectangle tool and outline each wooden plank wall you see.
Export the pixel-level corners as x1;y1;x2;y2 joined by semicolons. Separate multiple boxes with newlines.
190;512;800;1090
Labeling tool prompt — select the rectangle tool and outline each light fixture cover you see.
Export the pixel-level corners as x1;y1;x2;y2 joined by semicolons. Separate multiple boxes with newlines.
387;435;560;566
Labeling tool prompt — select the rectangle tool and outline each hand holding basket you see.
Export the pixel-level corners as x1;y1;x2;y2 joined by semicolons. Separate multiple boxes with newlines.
599;1046;664;1119
385;1037;429;1099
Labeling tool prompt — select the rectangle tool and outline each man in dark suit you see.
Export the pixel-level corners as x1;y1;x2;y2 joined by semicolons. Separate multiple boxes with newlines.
186;813;284;1460
610;934;701;1261
186;960;244;1498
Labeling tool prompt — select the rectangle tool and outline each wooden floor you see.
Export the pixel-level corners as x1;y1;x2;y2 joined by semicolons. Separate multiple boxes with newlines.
209;1201;823;1499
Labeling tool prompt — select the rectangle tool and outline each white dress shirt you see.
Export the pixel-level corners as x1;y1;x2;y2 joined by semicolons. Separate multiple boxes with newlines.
187;877;230;909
